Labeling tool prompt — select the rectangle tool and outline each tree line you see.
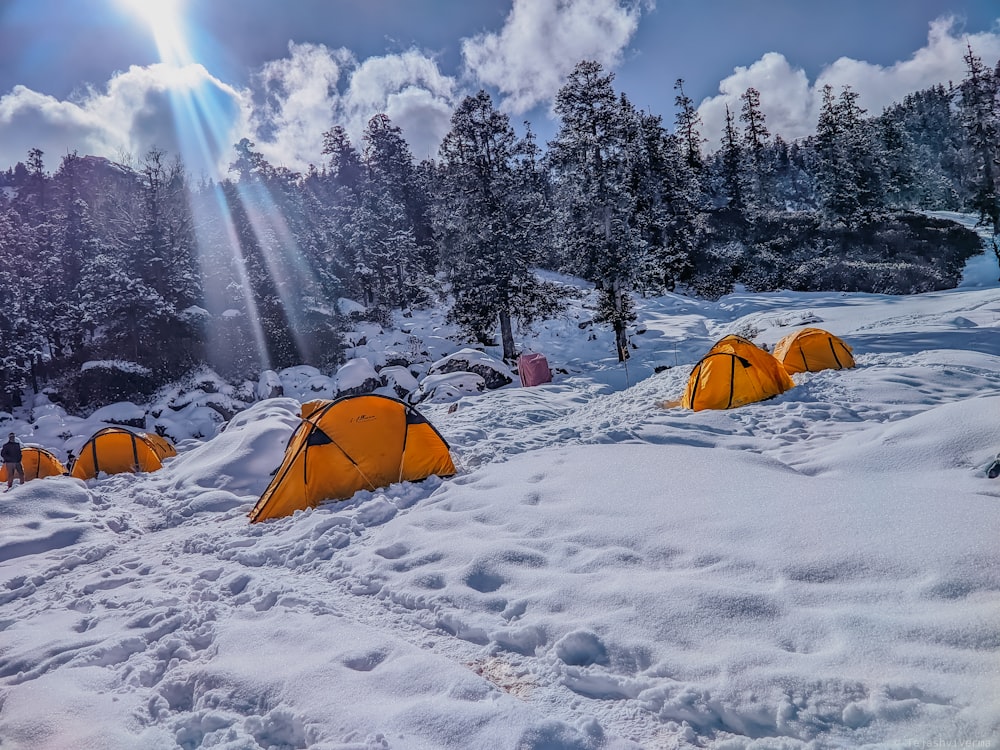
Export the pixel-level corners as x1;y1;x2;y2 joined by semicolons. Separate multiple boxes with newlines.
0;50;997;411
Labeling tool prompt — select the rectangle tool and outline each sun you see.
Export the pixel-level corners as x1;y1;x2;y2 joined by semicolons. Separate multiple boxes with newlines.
117;0;182;30
116;0;189;65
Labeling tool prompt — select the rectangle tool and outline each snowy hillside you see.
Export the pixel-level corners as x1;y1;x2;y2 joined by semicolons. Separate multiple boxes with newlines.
1;218;999;749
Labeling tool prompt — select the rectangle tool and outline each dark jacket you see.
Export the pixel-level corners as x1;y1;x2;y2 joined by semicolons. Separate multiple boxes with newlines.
1;440;22;463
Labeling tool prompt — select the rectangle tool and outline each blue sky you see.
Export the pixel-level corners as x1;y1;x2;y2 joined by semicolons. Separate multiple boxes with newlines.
1;0;998;177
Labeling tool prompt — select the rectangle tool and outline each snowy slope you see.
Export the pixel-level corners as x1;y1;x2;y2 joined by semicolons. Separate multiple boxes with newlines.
1;222;999;749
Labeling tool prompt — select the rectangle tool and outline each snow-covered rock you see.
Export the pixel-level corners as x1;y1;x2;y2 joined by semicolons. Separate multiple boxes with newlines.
427;348;514;390
378;365;419;400
87;401;146;429
335;358;382;398
276;366;335;401
411;371;486;403
256;369;284;400
338;297;367;317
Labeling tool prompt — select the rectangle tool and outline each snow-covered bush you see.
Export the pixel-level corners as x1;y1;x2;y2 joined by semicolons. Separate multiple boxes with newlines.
69;361;157;411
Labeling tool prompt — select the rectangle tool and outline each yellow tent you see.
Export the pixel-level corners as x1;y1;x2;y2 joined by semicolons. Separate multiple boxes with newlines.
0;445;67;482
249;394;456;523
71;427;164;479
773;327;855;374
682;335;795;411
142;432;177;460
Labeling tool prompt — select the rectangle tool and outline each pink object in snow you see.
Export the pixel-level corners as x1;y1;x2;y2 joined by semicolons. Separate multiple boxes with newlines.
518;353;552;387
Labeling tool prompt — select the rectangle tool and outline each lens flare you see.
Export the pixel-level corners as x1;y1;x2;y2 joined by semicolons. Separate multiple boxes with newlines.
117;0;189;64
114;0;324;373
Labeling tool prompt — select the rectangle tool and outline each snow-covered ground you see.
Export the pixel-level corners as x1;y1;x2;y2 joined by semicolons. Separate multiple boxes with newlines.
1;217;999;749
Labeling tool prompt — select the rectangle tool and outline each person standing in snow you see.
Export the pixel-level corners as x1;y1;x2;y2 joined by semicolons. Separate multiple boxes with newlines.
2;433;24;489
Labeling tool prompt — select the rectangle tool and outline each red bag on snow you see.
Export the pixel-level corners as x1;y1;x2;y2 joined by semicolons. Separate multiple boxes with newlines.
518;353;552;387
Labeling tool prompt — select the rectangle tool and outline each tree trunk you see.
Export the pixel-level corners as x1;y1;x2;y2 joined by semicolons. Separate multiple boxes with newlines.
614;317;629;362
499;309;516;362
612;285;629;363
29;355;40;393
396;261;409;312
129;314;141;361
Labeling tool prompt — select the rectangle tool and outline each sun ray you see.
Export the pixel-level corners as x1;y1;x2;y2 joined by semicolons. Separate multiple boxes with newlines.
112;0;326;374
189;182;274;373
233;180;318;362
116;0;190;65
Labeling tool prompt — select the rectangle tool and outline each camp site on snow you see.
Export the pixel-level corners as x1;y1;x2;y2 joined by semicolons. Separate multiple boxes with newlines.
3;260;1000;749
2;4;1000;743
2;324;869;516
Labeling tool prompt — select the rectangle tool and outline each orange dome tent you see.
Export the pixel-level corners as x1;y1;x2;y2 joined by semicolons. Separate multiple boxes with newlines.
682;335;795;411
71;427;164;479
249;394;456;523
0;445;67;482
142;432;177;460
773;327;855;374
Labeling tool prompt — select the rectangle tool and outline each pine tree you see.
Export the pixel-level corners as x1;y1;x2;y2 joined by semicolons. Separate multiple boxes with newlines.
740;87;771;209
718;104;744;212
186;181;269;377
434;91;560;360
547;61;641;362
768;136;814;210
225;140;308;369
321;124;364;194
633;110;697;292
878;85;964;209
875;111;917;209
959;44;1000;233
841;86;886;221
362;114;436;278
674;79;704;172
345;114;432;320
812;85;886;225
125;149;202;373
0;206;41;406
348;189;417;325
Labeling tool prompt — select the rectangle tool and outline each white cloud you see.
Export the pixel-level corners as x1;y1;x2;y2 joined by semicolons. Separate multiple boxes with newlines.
342;51;457;161
817;17;1000;110
698;16;1000;152
0;43;457;178
0;0;648;176
251;42;353;171
698;53;814;151
462;0;650;114
248;43;457;167
0;86;116;168
380;86;455;162
0;64;248;177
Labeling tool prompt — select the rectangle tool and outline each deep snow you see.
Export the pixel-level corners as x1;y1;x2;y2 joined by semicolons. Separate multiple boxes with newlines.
1;215;999;749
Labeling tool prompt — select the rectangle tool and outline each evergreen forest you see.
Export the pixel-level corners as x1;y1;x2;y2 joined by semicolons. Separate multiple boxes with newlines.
0;50;997;412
